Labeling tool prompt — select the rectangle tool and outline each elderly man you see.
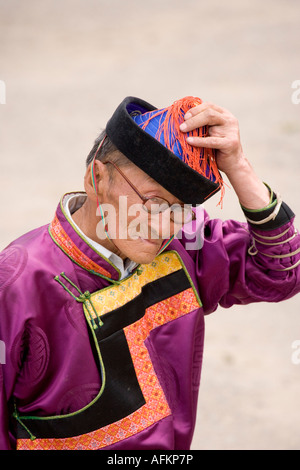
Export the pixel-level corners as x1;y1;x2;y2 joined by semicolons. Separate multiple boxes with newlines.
0;96;299;450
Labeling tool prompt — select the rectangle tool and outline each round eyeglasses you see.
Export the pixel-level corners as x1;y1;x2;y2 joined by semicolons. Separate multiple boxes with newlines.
103;161;196;224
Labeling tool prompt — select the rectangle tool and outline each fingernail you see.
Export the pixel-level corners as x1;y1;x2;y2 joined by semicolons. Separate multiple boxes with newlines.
185;112;192;120
180;122;187;131
186;136;194;143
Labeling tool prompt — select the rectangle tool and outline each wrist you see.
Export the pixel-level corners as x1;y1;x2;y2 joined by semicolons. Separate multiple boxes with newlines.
222;152;248;179
218;149;246;178
225;158;270;209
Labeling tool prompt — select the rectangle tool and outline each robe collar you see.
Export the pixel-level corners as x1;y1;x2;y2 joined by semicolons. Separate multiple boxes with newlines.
49;192;122;283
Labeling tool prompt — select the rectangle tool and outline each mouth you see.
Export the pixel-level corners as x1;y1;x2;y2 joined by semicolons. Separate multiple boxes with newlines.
138;237;161;246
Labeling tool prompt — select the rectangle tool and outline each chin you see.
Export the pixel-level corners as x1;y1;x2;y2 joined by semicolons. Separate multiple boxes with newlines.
121;238;163;265
132;253;157;265
130;248;158;265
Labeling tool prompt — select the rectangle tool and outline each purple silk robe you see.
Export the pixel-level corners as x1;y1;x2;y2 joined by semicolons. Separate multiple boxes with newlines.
0;195;299;450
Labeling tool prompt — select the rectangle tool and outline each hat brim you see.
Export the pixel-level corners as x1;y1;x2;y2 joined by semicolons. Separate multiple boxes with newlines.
106;96;221;205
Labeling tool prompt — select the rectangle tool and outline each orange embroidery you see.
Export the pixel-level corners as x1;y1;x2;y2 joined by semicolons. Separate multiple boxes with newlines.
83;252;183;320
49;215;111;279
17;288;200;450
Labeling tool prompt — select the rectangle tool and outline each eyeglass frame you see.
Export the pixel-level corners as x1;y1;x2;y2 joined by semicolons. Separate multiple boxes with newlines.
102;160;196;223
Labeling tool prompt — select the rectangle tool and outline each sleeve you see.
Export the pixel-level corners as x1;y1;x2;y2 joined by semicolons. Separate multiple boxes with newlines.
191;189;300;314
0;247;27;450
0;364;13;450
0;289;18;450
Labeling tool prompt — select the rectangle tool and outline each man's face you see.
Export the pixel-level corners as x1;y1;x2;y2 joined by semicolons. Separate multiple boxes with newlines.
97;161;184;265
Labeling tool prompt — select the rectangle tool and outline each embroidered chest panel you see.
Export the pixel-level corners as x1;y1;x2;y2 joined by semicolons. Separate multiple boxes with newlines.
15;251;201;450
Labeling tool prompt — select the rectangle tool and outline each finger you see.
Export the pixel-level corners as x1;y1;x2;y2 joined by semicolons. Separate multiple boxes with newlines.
186;135;225;149
180;108;226;132
185;102;226;120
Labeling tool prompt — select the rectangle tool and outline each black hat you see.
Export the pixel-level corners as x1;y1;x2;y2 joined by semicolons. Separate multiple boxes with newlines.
106;96;223;205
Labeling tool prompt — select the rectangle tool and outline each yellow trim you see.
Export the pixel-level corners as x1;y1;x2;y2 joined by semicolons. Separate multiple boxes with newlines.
84;251;183;319
84;250;202;320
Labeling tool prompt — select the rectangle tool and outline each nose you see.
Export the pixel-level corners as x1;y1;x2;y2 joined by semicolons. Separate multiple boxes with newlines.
147;211;183;240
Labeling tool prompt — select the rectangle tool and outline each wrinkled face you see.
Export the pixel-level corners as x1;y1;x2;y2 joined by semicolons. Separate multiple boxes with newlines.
92;159;186;265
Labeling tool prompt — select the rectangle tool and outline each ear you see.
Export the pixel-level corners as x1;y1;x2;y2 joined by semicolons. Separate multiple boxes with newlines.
84;160;109;202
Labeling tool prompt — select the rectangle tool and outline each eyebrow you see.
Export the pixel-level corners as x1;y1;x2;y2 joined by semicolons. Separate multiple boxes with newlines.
142;183;183;206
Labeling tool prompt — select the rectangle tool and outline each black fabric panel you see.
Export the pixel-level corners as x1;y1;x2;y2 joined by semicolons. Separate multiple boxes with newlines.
96;269;190;341
16;330;145;439
15;267;192;440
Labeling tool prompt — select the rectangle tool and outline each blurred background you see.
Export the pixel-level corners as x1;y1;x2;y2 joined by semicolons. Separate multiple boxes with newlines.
0;0;300;450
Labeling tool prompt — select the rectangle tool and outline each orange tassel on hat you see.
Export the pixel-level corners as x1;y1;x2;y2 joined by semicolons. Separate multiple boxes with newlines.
132;96;225;206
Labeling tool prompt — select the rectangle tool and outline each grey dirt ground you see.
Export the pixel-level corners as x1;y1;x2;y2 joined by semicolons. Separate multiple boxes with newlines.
0;0;300;450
